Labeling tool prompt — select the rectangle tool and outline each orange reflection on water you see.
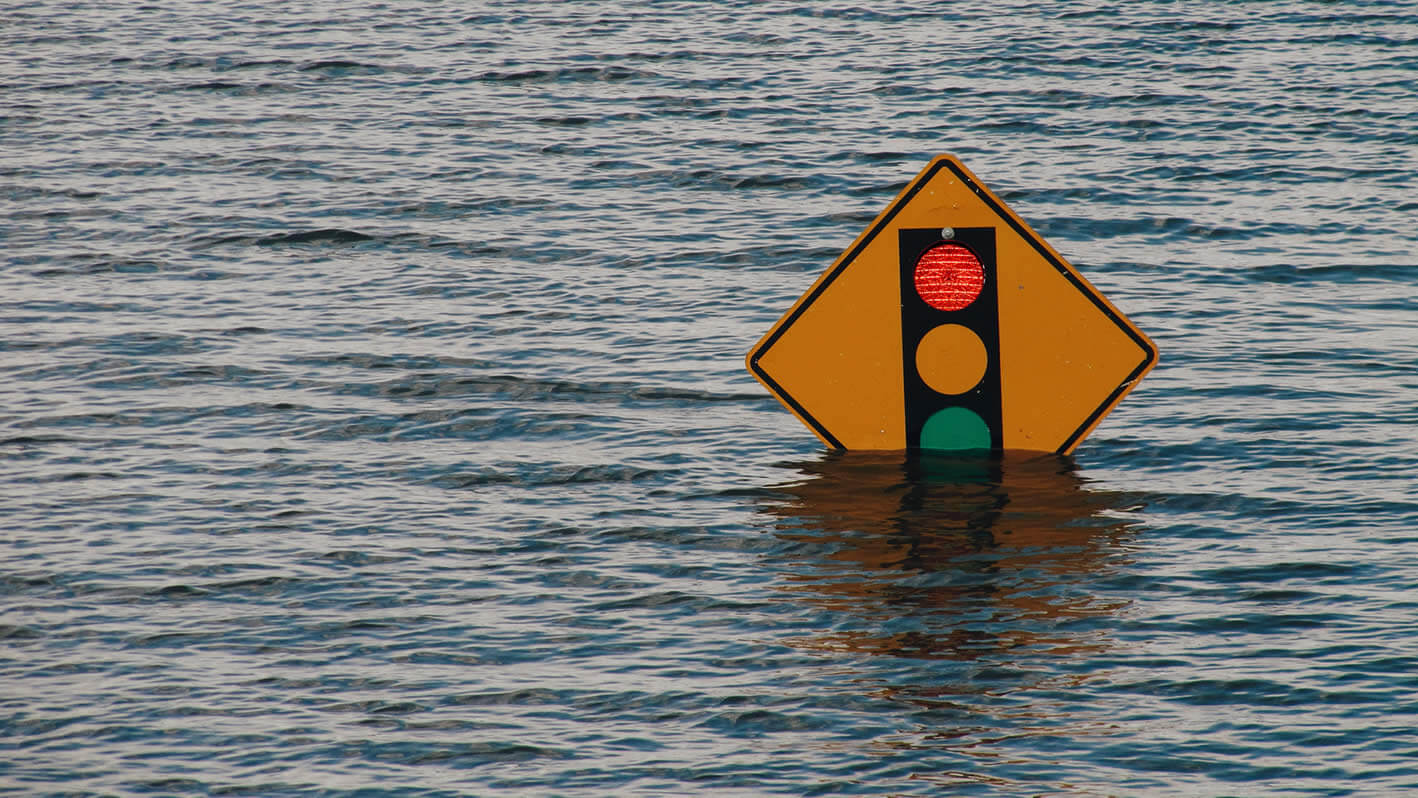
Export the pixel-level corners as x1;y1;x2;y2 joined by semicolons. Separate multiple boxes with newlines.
760;451;1141;665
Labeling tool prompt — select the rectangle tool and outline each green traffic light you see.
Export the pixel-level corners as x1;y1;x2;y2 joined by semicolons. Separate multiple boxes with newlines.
919;406;992;451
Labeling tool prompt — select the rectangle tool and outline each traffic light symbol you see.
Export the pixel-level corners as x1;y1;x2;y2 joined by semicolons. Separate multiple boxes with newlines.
900;227;1002;451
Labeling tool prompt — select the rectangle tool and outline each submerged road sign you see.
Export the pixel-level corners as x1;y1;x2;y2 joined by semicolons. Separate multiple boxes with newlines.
746;154;1157;455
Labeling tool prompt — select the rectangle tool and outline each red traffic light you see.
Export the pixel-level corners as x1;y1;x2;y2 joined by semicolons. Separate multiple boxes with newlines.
913;242;984;312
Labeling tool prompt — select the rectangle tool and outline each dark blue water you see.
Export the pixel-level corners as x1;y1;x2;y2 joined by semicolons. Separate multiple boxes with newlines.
4;1;1418;795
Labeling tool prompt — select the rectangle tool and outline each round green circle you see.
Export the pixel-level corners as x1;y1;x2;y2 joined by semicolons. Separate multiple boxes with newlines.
919;407;992;451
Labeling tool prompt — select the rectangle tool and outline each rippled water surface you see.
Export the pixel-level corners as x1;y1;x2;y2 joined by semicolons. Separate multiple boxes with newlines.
5;1;1418;795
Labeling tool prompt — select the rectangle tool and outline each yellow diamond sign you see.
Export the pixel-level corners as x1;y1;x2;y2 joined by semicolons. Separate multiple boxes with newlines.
746;154;1157;455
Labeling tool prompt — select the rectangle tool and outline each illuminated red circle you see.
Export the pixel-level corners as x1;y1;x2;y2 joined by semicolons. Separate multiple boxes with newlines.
913;242;984;312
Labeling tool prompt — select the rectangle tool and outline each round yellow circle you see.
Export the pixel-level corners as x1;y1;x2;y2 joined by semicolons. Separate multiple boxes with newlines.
915;324;987;395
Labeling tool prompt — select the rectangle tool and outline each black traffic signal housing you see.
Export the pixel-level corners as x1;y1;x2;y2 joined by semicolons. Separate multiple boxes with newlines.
899;227;1002;451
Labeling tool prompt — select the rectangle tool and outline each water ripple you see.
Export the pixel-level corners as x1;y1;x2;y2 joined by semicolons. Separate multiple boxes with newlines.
4;0;1418;795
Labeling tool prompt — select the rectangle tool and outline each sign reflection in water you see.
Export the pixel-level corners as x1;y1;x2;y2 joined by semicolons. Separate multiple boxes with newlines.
760;452;1143;667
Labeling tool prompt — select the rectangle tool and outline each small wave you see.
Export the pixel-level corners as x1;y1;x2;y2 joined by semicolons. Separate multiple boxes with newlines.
177;81;243;91
28;257;166;277
256;228;375;246
305;357;761;405
188;228;440;252
169;80;291;97
431;463;672;490
0;625;44;640
144;584;211;600
297;59;383;74
1240;262;1418;285
477;65;652;85
0;435;80;447
229;58;296;70
535;115;595;127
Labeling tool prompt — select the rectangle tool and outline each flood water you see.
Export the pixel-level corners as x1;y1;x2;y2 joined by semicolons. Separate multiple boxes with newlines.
4;1;1418;795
